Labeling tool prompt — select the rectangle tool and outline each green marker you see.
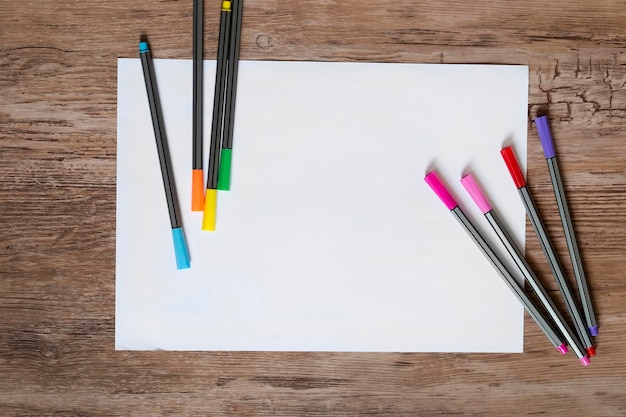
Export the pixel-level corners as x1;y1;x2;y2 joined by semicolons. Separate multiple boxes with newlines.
218;0;244;190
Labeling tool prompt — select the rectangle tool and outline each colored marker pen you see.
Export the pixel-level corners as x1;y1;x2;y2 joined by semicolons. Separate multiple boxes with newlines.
424;171;577;361
500;146;595;355
140;40;191;269
192;0;205;211
535;116;598;336
218;0;244;191
460;173;590;364
203;0;232;230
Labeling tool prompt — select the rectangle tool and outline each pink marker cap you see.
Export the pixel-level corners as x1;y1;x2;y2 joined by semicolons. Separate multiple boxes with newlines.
460;173;492;214
580;356;591;366
557;344;568;355
424;171;458;211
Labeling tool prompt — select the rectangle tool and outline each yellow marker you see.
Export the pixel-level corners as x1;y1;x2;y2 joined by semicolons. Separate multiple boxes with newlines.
203;0;232;230
202;189;217;231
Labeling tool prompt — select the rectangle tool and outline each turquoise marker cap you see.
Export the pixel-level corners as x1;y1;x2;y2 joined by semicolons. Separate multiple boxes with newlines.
139;41;149;52
171;227;191;270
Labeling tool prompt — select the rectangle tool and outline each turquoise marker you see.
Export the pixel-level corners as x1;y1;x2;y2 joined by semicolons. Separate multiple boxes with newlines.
139;40;191;270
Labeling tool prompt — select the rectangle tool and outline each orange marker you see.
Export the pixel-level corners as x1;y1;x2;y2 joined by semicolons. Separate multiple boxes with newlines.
191;0;205;211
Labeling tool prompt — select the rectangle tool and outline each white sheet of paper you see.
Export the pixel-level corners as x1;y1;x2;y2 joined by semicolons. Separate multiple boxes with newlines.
116;58;528;352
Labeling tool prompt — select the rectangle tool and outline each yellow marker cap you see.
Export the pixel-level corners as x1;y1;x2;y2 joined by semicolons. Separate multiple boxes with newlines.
202;189;217;231
222;1;231;11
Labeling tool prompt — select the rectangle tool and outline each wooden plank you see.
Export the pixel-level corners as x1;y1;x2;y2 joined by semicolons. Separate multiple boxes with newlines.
2;0;626;415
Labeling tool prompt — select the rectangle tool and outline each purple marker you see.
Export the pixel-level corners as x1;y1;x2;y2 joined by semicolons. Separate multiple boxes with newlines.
424;172;572;359
536;116;598;337
461;173;589;366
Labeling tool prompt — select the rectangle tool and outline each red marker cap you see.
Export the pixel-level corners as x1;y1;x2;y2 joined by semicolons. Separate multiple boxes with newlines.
500;146;526;188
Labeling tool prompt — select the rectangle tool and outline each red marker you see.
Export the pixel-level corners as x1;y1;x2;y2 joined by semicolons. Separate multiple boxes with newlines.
501;146;595;357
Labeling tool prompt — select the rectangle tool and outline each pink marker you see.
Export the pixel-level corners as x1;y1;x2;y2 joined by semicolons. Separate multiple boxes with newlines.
424;172;573;360
460;173;590;366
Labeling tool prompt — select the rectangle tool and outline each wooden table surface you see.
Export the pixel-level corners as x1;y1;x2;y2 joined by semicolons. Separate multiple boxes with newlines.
2;0;626;415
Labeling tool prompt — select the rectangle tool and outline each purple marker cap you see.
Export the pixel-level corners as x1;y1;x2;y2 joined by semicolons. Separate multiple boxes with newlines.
460;173;492;214
557;344;568;355
580;356;590;366
424;171;458;211
590;326;599;337
535;116;557;158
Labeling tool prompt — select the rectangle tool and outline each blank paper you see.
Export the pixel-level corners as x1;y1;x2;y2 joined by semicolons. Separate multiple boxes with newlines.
116;58;528;352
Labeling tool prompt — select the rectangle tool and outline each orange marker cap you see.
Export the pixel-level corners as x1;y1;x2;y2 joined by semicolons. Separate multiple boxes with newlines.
192;170;205;211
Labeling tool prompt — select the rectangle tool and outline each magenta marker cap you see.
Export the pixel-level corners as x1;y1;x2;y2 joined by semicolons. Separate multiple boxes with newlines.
557;343;568;355
535;116;557;158
424;171;458;210
460;173;492;214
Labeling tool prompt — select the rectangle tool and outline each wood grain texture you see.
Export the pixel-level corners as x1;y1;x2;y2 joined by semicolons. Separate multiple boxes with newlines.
1;0;626;415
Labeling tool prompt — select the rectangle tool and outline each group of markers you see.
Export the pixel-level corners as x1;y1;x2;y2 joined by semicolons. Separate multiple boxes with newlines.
137;4;598;363
425;116;598;366
138;0;244;270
